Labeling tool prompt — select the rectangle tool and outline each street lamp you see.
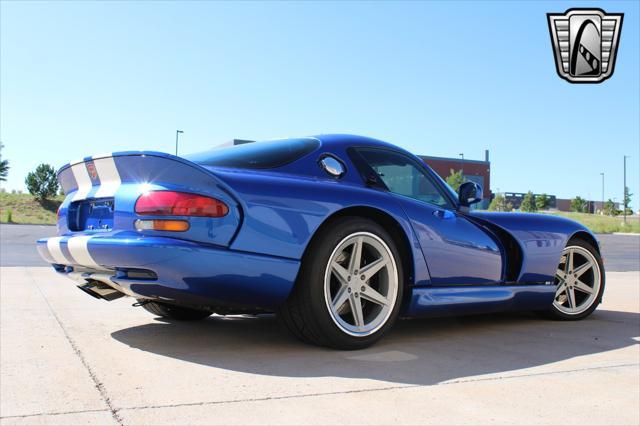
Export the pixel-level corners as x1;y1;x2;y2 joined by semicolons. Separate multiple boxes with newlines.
600;172;604;214
459;153;464;175
175;130;184;156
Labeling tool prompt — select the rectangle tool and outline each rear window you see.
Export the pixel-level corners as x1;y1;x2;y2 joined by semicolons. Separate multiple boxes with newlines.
186;138;320;169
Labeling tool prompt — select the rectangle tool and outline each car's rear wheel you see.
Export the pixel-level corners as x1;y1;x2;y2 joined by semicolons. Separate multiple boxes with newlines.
547;239;604;320
138;300;213;321
278;217;403;349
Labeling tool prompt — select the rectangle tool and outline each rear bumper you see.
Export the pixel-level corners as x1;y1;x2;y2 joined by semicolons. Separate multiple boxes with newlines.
37;234;299;310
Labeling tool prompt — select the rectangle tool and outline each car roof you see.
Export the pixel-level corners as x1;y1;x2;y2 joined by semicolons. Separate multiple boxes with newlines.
311;134;412;154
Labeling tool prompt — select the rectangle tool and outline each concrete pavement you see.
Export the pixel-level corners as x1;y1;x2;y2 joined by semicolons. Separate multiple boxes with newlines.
1;267;638;425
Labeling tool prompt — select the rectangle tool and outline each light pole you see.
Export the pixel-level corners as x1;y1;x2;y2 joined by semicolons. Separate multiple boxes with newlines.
175;130;184;156
623;155;629;224
459;153;464;175
600;172;604;214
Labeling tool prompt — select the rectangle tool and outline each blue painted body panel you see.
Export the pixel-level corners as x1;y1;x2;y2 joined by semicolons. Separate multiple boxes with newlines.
405;285;556;317
396;196;503;285
169;167;433;289
37;234;297;309
38;134;600;316
469;211;596;283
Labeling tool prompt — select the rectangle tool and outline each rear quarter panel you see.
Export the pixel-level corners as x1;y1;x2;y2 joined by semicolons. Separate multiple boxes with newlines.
212;169;432;286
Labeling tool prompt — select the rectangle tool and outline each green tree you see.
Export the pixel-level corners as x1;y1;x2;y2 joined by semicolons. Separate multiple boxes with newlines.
488;193;513;212
0;159;8;182
25;164;59;200
520;191;537;212
445;169;464;192
624;186;633;215
603;199;618;216
535;193;550;210
0;142;8;182
570;196;588;213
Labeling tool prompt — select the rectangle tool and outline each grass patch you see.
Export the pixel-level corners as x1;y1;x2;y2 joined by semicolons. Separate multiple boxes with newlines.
541;211;639;234
0;192;63;225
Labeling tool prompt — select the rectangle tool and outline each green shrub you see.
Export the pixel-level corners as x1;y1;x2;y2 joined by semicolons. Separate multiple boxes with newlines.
25;164;59;200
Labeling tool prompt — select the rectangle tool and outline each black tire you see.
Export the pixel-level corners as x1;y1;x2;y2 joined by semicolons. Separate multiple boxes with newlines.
278;216;404;350
139;300;213;321
543;238;605;320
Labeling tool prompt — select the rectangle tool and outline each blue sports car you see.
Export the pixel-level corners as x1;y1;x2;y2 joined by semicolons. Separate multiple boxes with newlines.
37;134;604;349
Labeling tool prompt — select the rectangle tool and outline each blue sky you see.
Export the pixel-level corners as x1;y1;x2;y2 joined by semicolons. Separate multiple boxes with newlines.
1;1;638;210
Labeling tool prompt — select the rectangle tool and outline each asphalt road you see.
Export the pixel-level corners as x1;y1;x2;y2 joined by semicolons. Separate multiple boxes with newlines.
0;224;57;267
1;224;638;271
597;233;640;271
1;267;638;425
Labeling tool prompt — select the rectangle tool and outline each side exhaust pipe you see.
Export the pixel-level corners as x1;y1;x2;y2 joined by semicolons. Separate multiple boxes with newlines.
78;281;125;301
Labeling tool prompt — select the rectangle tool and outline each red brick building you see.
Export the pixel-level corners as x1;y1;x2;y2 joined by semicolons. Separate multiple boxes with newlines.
419;151;491;201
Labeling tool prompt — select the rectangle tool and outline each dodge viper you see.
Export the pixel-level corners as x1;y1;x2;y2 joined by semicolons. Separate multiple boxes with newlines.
37;134;605;349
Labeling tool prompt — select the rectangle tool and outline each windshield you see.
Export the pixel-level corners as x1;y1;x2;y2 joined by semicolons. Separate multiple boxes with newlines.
186;138;320;169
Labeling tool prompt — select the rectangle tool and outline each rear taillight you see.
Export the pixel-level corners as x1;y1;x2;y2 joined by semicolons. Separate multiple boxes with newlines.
135;191;229;218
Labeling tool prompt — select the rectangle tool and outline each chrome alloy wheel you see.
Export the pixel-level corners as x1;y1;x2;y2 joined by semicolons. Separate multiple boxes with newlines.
554;245;602;315
323;232;399;337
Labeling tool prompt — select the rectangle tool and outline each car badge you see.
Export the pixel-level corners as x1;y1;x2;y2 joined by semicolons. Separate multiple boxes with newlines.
86;161;99;181
547;8;623;83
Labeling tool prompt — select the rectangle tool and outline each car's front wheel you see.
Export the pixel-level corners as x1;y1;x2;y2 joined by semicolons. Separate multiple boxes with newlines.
278;217;403;349
548;239;605;320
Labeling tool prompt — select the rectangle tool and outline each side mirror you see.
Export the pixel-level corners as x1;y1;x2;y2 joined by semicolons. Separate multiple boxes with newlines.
458;181;483;207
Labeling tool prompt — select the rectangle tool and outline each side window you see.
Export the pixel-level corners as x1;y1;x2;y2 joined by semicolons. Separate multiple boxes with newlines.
357;149;451;208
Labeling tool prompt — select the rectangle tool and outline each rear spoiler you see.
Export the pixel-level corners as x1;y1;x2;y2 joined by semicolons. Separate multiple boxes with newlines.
57;151;236;202
54;151;242;245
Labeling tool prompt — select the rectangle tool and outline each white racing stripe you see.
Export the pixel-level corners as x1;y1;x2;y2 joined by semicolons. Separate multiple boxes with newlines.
46;237;71;264
67;236;101;269
71;162;92;201
94;155;121;198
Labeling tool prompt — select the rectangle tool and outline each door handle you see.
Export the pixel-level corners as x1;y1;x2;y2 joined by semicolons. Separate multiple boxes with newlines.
433;209;455;220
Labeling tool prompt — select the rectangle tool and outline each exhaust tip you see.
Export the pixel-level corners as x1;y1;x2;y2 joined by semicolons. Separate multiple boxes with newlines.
78;281;125;301
77;283;102;299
